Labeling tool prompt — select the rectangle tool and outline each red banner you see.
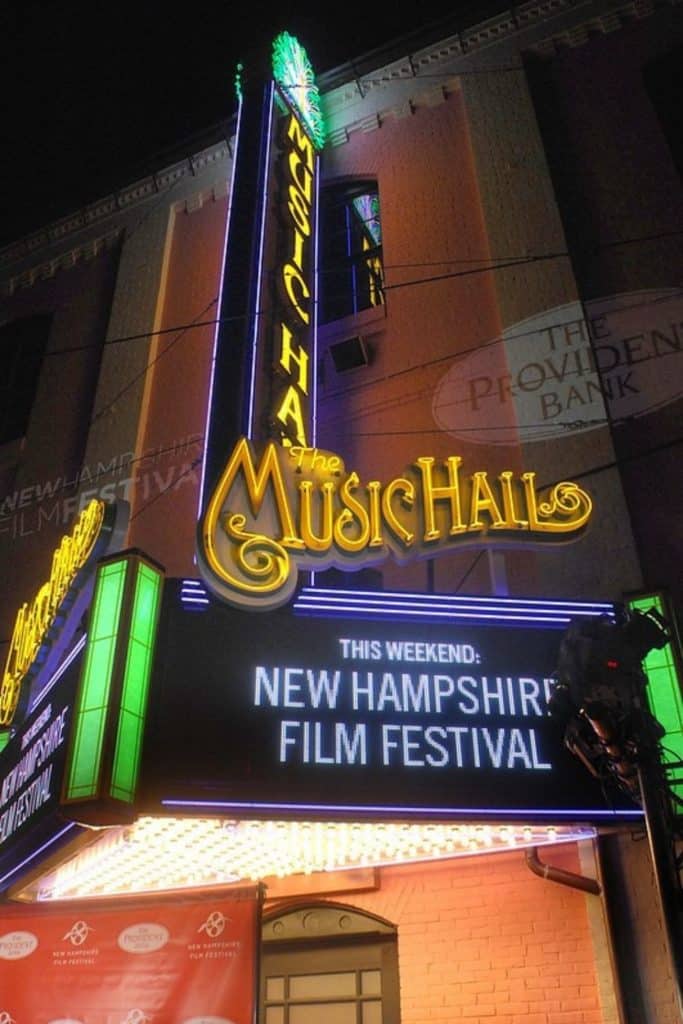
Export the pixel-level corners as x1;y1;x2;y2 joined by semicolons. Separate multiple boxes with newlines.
0;887;260;1024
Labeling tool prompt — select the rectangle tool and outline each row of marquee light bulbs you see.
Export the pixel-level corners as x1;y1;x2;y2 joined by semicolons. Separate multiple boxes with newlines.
32;818;590;900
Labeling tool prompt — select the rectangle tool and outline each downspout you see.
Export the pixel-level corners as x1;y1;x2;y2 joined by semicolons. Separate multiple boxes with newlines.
526;843;629;1023
525;847;601;895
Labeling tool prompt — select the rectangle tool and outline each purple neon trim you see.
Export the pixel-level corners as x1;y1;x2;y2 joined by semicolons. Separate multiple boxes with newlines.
29;633;88;713
299;587;614;610
161;797;641;819
293;603;590;626
246;82;276;439
311;153;320;445
198;96;244;515
177;579;614;624
294;595;601;615
179;579;612;614
0;823;79;887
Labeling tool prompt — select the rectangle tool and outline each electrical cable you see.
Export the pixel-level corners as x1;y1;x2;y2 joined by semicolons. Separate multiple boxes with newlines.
88;298;217;429
12;230;682;360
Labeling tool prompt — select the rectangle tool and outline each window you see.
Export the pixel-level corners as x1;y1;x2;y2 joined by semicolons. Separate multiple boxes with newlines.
261;903;399;1024
320;182;384;324
643;46;683;178
0;314;51;445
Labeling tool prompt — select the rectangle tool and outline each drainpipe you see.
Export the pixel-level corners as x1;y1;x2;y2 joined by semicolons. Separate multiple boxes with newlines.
525;847;601;895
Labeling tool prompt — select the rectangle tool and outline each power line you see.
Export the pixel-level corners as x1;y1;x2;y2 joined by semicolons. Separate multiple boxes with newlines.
88;298;217;428
26;274;683;366
27;229;683;360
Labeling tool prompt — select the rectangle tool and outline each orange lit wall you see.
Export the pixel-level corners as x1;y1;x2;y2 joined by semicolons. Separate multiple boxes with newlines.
128;197;227;575
317;847;608;1024
318;92;531;595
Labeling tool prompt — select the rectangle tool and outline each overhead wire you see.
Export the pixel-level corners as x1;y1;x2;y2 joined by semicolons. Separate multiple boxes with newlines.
24;218;683;357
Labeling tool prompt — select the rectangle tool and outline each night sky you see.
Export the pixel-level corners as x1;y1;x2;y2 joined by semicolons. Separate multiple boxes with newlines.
2;0;487;248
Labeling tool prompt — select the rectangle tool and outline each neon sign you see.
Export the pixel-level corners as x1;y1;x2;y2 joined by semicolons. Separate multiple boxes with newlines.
198;438;593;610
272;30;325;150
196;32;594;613
0;499;124;729
273;109;317;446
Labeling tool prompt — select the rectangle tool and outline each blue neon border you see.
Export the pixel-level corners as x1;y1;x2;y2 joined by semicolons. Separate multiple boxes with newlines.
162;797;641;822
180;578;616;629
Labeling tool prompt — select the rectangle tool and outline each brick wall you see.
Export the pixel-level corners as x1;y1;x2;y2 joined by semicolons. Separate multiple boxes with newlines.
345;844;610;1024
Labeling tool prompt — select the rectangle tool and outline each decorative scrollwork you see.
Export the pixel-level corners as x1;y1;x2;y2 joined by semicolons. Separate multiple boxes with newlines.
222;513;291;593
536;482;593;530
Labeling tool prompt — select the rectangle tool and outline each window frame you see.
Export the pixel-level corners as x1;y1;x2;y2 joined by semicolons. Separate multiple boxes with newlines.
319;179;385;325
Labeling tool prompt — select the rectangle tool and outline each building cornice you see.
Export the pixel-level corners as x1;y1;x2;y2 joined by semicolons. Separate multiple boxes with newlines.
0;141;233;287
0;0;676;274
322;0;677;145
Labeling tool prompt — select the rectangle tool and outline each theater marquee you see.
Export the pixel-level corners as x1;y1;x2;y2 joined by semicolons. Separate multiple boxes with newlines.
137;582;636;823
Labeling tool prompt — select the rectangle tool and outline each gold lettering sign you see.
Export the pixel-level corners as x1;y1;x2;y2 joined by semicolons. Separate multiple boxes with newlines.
0;499;106;727
272;109;316;447
197;438;593;611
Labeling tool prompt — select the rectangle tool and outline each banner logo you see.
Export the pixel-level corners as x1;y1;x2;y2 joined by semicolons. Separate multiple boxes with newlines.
118;923;169;954
121;1011;151;1024
62;920;94;947
198;910;230;938
0;930;38;959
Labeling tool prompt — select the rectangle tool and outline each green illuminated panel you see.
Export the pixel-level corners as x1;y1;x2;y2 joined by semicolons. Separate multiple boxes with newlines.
64;560;127;800
628;594;683;799
110;562;161;802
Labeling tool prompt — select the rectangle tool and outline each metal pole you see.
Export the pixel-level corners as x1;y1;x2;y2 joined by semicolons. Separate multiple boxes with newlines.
637;743;683;1017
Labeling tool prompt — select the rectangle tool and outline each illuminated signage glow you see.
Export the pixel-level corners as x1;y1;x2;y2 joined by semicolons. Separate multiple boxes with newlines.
272;31;325;151
197;33;594;613
272;109;317;446
627;591;683;800
135;581;636;822
0;642;86;893
62;551;163;824
0;500;111;729
199;31;321;520
198;437;593;610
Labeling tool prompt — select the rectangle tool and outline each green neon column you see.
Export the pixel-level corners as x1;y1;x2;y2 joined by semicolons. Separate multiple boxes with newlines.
61;550;163;825
628;592;683;800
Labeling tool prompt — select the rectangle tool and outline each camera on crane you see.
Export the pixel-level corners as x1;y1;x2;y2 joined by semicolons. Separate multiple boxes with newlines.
548;606;670;801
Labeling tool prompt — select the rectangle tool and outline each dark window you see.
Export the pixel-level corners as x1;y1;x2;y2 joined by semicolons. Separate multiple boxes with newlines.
261;904;400;1024
643;46;683;178
0;314;51;444
320;182;384;323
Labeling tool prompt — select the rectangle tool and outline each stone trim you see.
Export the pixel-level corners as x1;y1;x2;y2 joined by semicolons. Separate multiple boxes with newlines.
1;141;233;275
1;0;676;266
1;228;123;298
